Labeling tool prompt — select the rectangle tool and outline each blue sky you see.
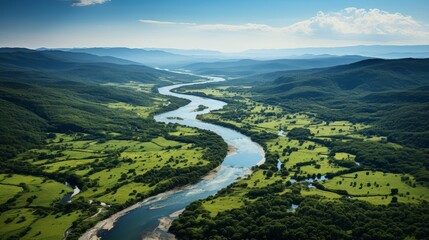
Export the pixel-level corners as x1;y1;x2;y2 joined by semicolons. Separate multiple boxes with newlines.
1;0;428;51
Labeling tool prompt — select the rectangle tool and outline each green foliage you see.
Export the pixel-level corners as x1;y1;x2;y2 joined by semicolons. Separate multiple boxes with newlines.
234;58;429;148
171;194;429;240
331;140;429;183
0;49;198;161
287;128;312;140
170;58;429;240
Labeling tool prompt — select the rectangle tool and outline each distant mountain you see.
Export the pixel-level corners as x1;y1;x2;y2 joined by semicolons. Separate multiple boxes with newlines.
236;45;429;59
146;48;224;57
63;47;203;67
41;50;138;65
47;45;429;68
0;48;198;85
183;55;369;77
1;48;137;65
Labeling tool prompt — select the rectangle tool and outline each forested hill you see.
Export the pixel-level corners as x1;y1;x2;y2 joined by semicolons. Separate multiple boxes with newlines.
232;58;429;148
0;48;198;84
264;58;429;93
183;55;369;77
0;48;137;66
0;49;197;161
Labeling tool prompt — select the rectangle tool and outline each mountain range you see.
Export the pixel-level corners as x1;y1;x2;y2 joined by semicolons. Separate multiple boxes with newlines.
42;45;429;68
182;55;369;77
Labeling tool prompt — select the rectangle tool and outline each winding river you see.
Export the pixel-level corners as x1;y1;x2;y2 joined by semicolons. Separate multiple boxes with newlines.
98;76;265;240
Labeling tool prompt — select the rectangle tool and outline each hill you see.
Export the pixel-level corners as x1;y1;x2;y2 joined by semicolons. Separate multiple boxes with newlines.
238;45;429;59
0;48;197;84
241;58;429;148
183;55;369;77
0;48;137;65
0;48;198;160
65;47;197;67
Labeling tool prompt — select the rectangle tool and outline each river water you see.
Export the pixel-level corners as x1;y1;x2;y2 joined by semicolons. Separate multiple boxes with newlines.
100;76;264;240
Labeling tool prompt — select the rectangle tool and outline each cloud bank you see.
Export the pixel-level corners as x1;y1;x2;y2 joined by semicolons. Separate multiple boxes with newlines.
72;0;109;7
287;7;428;40
140;7;429;41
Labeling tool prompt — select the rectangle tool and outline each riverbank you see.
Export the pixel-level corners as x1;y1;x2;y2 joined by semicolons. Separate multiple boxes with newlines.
202;144;237;181
227;144;238;156
79;203;140;240
79;160;227;240
256;144;266;166
80;143;262;240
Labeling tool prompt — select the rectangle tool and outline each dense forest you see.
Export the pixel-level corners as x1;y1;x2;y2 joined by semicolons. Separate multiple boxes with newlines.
171;194;429;240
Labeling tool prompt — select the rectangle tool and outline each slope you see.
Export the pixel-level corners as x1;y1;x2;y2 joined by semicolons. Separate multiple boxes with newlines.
244;58;429;148
0;49;198;161
183;55;369;77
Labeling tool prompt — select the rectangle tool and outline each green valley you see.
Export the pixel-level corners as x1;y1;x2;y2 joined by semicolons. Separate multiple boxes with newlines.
2;2;429;240
0;49;227;240
170;58;429;240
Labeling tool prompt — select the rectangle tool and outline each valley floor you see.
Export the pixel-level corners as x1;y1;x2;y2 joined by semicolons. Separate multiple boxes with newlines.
169;84;429;240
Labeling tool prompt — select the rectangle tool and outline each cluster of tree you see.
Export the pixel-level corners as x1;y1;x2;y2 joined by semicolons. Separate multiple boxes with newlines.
287;127;313;140
331;140;429;184
171;193;429;240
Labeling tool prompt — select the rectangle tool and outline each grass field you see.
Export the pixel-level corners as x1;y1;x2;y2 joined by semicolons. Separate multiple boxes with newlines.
2;123;222;238
0;184;23;204
301;188;342;199
0;174;71;208
22;212;82;240
0;208;38;239
201;170;289;217
321;171;429;204
179;85;429;213
334;152;356;161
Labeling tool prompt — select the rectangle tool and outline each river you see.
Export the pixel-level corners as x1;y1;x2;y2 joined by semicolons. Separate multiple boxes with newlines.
96;76;265;240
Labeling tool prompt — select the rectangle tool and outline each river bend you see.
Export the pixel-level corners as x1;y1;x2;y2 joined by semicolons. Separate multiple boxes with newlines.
100;76;264;240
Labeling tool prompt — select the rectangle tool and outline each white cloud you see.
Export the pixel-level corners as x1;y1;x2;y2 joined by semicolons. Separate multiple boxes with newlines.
140;19;277;32
139;20;195;25
286;7;428;39
139;7;429;41
72;0;109;7
192;23;275;32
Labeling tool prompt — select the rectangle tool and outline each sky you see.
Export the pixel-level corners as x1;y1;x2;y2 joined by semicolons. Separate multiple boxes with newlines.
1;0;428;51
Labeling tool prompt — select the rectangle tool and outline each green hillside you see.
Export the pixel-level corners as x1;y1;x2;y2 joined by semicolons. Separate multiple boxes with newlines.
183;55;369;77
0;48;198;161
241;58;429;148
170;58;429;240
0;49;228;240
0;48;197;84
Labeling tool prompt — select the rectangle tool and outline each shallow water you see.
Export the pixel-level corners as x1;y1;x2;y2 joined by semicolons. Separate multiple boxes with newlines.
100;76;264;240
